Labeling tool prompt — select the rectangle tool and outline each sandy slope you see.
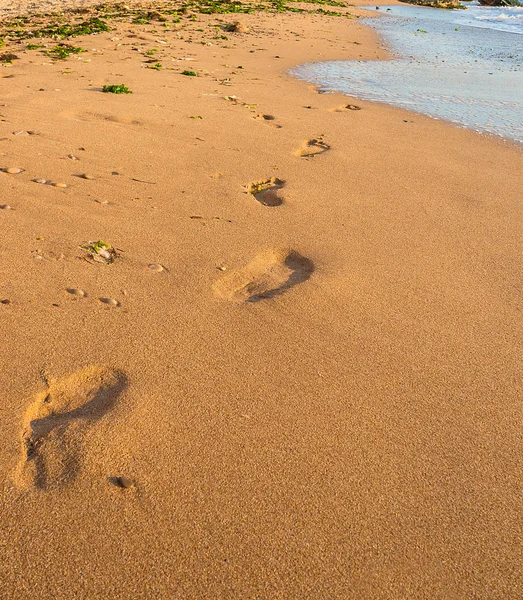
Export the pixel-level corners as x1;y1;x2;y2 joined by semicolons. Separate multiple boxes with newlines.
0;4;521;599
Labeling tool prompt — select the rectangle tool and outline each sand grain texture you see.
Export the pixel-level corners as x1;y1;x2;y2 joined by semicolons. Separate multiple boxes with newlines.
0;2;521;599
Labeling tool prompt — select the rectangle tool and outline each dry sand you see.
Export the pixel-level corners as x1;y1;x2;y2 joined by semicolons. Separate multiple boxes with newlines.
0;1;521;598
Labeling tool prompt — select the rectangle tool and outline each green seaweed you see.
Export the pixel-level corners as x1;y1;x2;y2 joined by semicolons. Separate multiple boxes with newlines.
48;44;86;59
102;83;132;93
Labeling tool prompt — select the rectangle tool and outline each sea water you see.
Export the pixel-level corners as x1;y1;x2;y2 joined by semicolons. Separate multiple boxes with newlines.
291;2;523;142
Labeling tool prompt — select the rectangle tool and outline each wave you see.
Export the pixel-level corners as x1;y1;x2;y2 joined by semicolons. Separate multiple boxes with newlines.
463;5;523;34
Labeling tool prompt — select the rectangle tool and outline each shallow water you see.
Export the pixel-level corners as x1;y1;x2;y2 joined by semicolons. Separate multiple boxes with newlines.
291;2;523;142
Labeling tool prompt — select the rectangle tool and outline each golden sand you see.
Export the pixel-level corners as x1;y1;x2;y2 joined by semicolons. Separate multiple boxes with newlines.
0;2;521;598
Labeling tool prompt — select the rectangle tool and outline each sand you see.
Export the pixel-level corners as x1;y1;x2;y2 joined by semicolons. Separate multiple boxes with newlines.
0;1;521;598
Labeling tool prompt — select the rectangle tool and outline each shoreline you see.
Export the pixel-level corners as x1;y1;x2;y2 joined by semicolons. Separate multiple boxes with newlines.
290;3;523;145
1;3;521;599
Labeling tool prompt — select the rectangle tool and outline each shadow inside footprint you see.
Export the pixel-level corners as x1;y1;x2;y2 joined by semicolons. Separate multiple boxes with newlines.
253;114;282;128
247;178;285;207
15;366;127;491
295;138;330;158
213;248;314;303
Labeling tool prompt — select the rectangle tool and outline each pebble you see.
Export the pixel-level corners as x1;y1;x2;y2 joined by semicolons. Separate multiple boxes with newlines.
99;297;119;307
1;299;11;305
54;183;68;188
97;249;112;260
33;178;48;184
115;477;133;489
81;174;95;180
66;288;87;298
5;167;23;174
95;199;109;205
0;204;13;210
147;264;164;272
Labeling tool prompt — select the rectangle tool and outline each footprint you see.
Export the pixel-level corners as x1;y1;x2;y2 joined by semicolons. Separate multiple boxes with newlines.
246;178;285;207
294;138;330;158
255;114;276;121
88;112;142;126
212;248;313;302
253;114;282;128
329;104;361;112
14;366;127;491
61;110;142;126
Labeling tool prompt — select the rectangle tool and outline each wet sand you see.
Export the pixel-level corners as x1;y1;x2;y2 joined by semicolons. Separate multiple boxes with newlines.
0;2;521;598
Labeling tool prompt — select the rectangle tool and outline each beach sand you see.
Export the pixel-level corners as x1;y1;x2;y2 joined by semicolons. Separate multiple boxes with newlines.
0;2;521;598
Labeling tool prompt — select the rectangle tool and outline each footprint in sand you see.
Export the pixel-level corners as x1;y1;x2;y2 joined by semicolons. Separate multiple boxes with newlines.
212;247;313;302
246;178;285;207
253;114;282;128
61;110;142;126
14;366;127;491
329;104;361;112
294;138;330;158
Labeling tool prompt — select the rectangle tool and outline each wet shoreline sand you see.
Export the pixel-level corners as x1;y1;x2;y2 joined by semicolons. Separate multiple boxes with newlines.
292;3;523;143
0;1;521;598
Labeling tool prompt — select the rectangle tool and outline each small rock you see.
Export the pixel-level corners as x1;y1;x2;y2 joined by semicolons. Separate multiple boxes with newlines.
148;11;166;21
147;263;164;272
230;21;249;33
66;288;87;298
54;183;68;188
5;167;23;174
99;297;119;307
115;477;133;489
98;249;112;260
33;178;48;184
81;174;95;180
0;204;13;210
0;299;10;305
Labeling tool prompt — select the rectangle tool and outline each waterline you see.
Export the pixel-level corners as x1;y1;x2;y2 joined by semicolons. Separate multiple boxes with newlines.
291;3;523;143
